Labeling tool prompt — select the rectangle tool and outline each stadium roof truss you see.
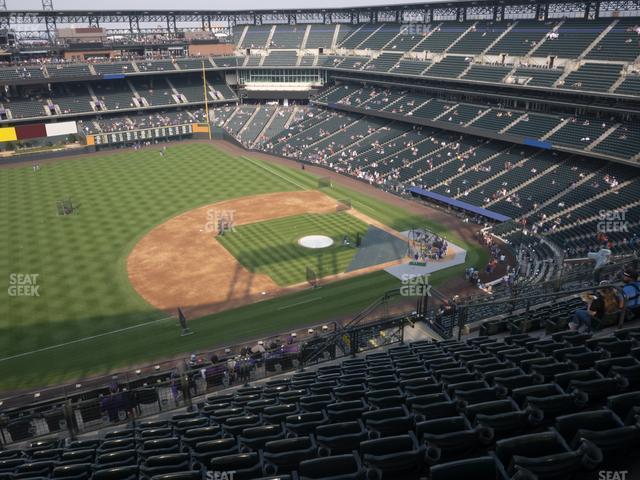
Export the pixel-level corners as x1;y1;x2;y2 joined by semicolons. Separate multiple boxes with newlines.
1;0;639;43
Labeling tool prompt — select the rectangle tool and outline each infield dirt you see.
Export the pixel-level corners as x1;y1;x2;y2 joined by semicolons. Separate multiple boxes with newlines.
127;190;409;319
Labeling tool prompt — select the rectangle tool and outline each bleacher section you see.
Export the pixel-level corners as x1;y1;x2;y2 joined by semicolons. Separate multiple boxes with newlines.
587;18;640;62
305;25;337;49
240;25;272;49
270;25;306;49
46;64;92;78
2;321;640;479
534;19;613;59
93;62;135;75
448;22;509;55
425;56;470;78
461;65;511;83
132;78;177;107
487;20;555;56
136;60;176;73
560;63;623;92
313;82;640;162
358;24;401;50
415;22;474;53
263;51;298;67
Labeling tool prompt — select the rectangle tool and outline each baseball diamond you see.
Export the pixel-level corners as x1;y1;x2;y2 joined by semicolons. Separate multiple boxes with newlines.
0;3;639;475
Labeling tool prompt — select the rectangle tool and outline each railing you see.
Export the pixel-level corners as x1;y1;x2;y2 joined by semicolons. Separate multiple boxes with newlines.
432;253;638;338
0;313;411;447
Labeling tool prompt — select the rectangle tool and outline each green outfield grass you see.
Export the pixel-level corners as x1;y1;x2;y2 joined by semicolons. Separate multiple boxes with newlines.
218;212;368;286
0;144;488;391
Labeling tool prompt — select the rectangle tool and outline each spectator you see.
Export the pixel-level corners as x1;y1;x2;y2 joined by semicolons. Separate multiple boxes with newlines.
622;269;640;320
571;283;622;333
588;247;611;283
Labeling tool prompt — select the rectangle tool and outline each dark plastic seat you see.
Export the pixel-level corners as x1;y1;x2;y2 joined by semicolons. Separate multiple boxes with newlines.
192;439;238;468
96;450;137;469
139;429;173;441
493;374;534;392
93;466;138;480
429;455;513;480
555;409;640;454
59;449;95;465
174;418;208;436
285;411;328;436
0;459;26;474
223;415;262;436
607;390;640;425
51;463;92;480
553;369;601;390
209;453;263;480
238;425;285;451
327;399;368;422
150;472;202;480
140;453;190;479
262;404;299;425
316;421;368;455
495;431;602;478
105;430;134;440
139;438;181;459
297;453;376;480
360;433;427;479
30;449;63;462
612;364;640;388
366;387;405;408
595;356;639;376
512;383;587;420
181;426;223;448
14;461;56;479
465;399;543;439
362;406;415;437
568;377;627;403
262;436;317;475
98;439;136;454
299;394;334;412
243;399;277;415
416;416;492;462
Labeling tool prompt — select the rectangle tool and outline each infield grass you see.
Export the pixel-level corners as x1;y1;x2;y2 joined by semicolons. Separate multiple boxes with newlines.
0;143;488;391
218;212;368;286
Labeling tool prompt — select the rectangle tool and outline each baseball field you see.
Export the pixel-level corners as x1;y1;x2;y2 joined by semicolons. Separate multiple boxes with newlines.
0;143;487;391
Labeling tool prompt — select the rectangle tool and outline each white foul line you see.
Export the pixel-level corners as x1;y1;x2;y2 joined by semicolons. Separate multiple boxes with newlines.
241;156;309;191
0;315;175;363
276;296;323;311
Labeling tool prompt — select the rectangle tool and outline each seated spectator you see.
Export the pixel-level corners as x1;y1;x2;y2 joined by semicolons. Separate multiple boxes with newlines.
571;283;622;333
622;269;640;319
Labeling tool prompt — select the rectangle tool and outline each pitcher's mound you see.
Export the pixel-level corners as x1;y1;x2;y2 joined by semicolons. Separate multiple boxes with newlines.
298;235;334;249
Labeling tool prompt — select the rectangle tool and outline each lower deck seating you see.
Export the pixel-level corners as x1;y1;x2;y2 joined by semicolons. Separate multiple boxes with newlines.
2;323;639;479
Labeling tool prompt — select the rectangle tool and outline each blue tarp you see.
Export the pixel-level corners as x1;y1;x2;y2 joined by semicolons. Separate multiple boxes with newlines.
409;187;511;222
523;137;552;149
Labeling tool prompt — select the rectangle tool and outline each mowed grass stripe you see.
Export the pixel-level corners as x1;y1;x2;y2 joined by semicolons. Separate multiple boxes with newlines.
218;212;369;286
0;145;299;359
